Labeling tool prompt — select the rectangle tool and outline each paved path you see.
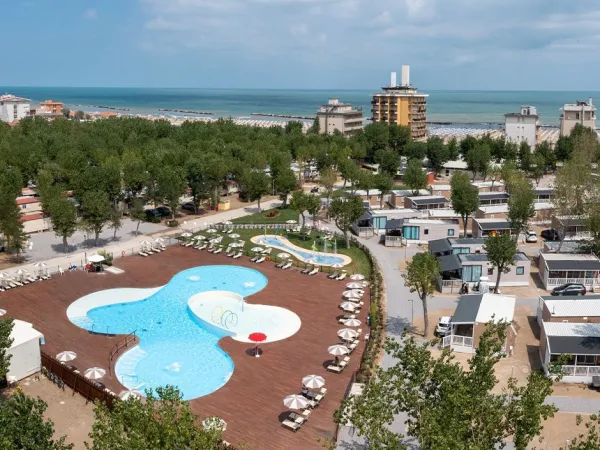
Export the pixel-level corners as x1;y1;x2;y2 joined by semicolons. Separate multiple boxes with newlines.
337;235;600;449
11;199;282;276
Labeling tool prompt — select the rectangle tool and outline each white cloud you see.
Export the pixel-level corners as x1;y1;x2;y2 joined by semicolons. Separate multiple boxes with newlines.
370;11;391;26
290;23;308;36
83;8;98;19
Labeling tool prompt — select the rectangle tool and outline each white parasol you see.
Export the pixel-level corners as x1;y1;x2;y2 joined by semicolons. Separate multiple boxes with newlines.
286;219;297;224
251;247;265;253
84;367;106;380
328;344;349;356
277;252;291;259
350;274;365;281
119;389;143;400
230;233;240;239
340;301;357;312
343;290;362;299
283;394;309;410
338;328;358;340
56;351;77;362
206;228;217;233
181;232;192;238
302;375;325;389
346;282;364;290
343;318;362;327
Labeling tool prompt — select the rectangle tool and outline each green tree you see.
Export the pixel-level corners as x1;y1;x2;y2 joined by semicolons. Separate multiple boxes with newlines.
555;135;573;161
305;194;322;223
273;168;297;207
109;207;122;239
507;176;536;240
500;161;519;194
130;198;146;235
338;159;361;189
374;149;399;178
80;191;113;246
290;190;309;228
85;386;222;450
447;137;459;160
530;153;545;185
0;391;73;450
403;159;428;195
426;136;449;176
319;167;337;205
363;122;389;156
388;124;411;154
450;171;480;237
401;252;439;338
329;196;364;248
466;143;491;180
375;173;394;209
535;141;556;171
0;316;14;380
484;233;518;293
157;167;186;219
243;171;270;212
337;322;557;450
357;170;376;201
310;116;320;134
49;197;78;252
0;201;28;259
561;413;600;449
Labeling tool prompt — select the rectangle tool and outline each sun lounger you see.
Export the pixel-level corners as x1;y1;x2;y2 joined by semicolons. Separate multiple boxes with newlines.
301;267;312;275
255;256;266;264
207;246;216;253
336;272;347;281
152;246;163;252
308;268;319;276
225;249;235;257
338;314;356;324
138;251;148;257
13;280;23;287
342;356;350;364
326;364;344;373
281;420;301;432
27;276;37;282
276;261;286;268
213;247;222;254
319;387;328;396
281;261;292;270
184;241;194;247
226;229;233;234
233;252;242;259
328;271;339;279
289;409;311;424
197;244;207;250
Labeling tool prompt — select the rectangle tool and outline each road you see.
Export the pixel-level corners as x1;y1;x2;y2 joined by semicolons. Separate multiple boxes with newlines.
337;234;600;450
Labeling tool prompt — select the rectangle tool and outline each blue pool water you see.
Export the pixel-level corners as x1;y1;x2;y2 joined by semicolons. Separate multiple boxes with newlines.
258;236;346;265
71;266;268;400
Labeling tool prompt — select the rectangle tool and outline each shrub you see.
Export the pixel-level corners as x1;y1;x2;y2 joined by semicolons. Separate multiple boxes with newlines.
97;249;113;266
167;219;179;227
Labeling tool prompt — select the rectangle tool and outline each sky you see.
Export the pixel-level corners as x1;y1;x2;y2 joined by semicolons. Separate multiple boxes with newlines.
3;0;600;90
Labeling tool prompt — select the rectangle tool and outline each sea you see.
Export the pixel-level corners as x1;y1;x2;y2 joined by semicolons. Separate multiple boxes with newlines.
2;86;599;127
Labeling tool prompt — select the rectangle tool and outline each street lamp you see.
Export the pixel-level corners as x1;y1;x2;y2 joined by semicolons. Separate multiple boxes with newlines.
408;298;414;328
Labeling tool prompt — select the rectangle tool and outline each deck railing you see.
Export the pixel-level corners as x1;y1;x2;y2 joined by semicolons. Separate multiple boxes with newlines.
108;331;137;376
561;365;600;377
547;278;600;288
442;335;473;348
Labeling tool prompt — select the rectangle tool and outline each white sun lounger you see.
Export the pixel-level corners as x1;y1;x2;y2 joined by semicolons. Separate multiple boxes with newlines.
139;251;148;257
326;364;344;373
255;256;266;264
328;271;339;279
281;261;292;270
336;272;347;281
281;420;301;432
184;241;194;247
233;252;242;259
213;247;222;254
13;280;23;287
27;276;37;283
197;243;207;250
308;268;319;276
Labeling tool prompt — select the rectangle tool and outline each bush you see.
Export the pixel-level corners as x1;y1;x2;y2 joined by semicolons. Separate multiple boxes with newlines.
167;219;179;227
97;249;113;266
264;210;280;218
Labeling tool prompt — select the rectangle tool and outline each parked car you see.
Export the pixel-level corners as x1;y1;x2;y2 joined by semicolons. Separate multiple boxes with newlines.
435;316;452;336
541;229;560;241
145;209;161;222
310;187;319;193
181;202;196;212
551;283;586;296
156;206;171;217
525;230;538;243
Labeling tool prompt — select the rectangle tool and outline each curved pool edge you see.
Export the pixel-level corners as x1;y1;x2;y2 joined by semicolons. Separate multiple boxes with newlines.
250;234;352;267
188;290;302;343
66;287;163;326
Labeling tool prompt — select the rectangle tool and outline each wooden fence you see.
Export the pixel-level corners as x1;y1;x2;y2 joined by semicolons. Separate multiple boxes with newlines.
41;351;117;408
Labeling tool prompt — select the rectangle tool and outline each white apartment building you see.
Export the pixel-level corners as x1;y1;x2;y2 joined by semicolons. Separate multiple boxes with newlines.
0;94;31;123
317;98;363;136
560;99;596;136
504;105;540;149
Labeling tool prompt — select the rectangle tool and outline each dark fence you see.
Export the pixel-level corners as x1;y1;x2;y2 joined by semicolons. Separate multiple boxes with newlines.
41;351;117;408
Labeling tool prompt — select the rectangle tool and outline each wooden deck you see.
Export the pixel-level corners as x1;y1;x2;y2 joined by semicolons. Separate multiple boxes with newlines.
0;246;369;450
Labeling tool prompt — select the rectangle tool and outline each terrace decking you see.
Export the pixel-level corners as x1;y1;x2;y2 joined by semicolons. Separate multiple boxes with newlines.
0;246;368;450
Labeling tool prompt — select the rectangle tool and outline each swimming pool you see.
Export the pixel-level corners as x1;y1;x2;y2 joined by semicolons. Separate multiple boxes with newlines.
68;266;286;400
251;235;351;266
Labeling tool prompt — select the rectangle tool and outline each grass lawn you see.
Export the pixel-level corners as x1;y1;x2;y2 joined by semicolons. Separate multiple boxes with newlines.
231;207;300;225
192;228;372;277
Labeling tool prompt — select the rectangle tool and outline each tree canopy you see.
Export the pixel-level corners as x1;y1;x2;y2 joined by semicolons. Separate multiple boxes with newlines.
450;171;479;237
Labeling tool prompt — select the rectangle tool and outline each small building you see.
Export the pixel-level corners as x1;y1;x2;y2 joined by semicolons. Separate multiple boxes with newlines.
436;252;530;293
538;253;600;291
440;293;517;354
404;195;449;211
352;208;422;237
536;294;600;327
16;195;51;233
542;240;586;254
388;188;430;208
551;216;590;241
441;159;470;178
534;187;555;202
428;184;452;199
0;94;30;123
393;218;460;245
478;191;510;206
471;218;512;238
560;100;596;136
7;320;44;381
317;98;364;136
475;205;509;221
39;99;64;115
347;189;382;209
429;237;486;257
540;321;600;383
504;105;540;149
472;180;504;193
